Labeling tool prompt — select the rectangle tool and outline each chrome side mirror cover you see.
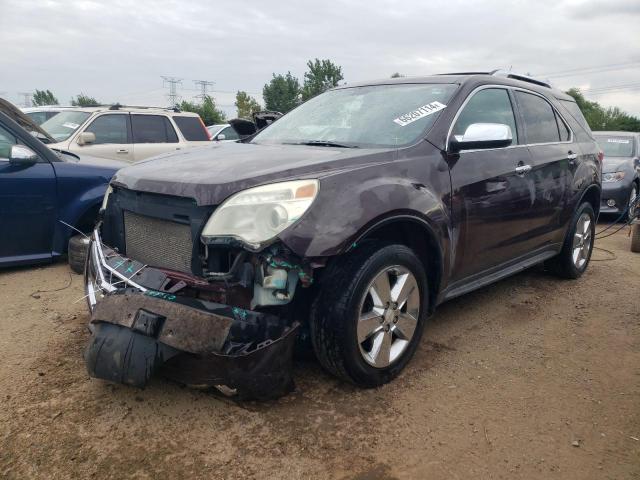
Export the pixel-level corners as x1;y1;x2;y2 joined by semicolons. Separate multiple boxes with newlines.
9;145;39;165
450;123;513;152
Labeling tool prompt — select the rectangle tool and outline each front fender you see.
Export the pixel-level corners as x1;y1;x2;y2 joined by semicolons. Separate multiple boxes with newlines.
278;147;451;260
53;183;108;254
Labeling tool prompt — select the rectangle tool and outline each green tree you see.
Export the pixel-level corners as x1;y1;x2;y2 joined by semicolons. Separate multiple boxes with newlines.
71;93;100;107
301;59;344;101
32;89;59;106
235;91;262;118
262;72;301;113
179;95;225;125
566;88;640;131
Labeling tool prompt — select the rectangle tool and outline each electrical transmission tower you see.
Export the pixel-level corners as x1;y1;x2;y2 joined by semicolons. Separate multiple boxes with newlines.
161;76;182;107
193;80;214;103
18;92;33;107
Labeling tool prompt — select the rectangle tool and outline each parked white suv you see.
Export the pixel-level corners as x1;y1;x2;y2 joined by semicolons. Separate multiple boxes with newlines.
39;105;211;162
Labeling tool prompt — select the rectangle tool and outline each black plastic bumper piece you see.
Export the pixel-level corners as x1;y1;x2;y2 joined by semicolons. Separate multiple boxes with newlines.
85;322;180;388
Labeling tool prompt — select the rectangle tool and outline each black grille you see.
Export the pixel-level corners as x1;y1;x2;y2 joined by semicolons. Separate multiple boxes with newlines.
124;211;193;273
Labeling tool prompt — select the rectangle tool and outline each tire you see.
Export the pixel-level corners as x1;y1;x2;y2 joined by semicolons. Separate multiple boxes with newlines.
628;183;638;223
546;202;595;279
631;224;640;253
309;242;428;387
68;235;90;274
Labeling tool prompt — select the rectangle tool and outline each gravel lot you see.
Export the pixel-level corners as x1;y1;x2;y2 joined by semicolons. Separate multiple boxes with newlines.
1;225;638;479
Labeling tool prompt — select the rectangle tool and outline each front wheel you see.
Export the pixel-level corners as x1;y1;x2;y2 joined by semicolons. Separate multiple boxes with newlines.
546;202;595;279
309;243;428;387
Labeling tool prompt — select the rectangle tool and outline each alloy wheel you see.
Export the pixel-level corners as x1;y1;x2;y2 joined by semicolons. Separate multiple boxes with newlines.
357;265;420;368
572;212;593;270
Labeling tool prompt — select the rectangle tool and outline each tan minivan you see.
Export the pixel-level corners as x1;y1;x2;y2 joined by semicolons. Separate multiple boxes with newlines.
39;105;211;162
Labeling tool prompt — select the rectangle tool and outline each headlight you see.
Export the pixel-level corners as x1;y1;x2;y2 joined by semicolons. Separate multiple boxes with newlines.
201;179;319;247
603;171;626;183
101;185;113;211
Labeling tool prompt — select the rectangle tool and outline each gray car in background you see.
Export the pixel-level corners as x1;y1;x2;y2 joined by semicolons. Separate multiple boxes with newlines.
594;131;640;221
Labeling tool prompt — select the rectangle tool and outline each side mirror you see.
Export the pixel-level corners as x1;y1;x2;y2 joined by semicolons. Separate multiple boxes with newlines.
215;133;226;141
9;145;38;165
450;123;513;153
77;131;96;146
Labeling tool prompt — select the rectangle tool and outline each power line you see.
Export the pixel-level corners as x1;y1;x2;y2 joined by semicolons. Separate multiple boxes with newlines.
193;79;215;103
541;61;640;78
161;76;182;107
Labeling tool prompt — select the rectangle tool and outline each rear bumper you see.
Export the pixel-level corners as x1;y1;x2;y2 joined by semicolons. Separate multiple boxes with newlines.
84;230;298;400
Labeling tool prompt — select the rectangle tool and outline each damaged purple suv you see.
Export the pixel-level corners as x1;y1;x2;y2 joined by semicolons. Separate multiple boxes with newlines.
85;72;601;399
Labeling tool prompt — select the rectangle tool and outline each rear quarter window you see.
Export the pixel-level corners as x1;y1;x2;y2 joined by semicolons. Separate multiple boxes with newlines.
559;100;593;138
173;116;209;141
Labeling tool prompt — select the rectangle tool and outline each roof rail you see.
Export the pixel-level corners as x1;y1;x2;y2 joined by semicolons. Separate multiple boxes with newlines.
437;71;493;76
491;70;552;88
107;104;181;112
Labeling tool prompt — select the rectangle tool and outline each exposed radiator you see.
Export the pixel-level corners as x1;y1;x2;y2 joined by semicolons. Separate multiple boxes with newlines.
124;211;193;273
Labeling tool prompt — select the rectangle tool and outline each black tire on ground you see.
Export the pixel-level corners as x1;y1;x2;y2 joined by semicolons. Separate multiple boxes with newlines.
309;242;428;387
68;235;90;274
546;202;595;279
627;183;638;223
631;224;640;253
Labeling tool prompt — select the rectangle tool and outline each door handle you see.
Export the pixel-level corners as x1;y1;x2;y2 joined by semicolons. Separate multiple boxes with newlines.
515;164;532;175
116;149;129;154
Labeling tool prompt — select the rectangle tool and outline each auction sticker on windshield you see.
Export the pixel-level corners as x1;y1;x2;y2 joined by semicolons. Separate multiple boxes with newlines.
62;122;80;129
393;101;447;127
607;138;630;143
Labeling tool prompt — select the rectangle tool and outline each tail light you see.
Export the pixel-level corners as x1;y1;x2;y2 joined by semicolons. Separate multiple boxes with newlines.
597;150;604;164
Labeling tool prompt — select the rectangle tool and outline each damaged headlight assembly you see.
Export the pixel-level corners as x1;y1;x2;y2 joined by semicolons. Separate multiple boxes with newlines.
200;179;319;249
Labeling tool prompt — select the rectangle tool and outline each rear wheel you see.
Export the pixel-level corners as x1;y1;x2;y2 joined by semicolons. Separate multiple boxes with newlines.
309;242;428;387
627;183;638;223
631;223;640;253
547;202;595;279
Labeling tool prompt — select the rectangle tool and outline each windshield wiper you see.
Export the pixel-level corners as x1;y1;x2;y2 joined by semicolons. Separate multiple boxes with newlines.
293;140;358;148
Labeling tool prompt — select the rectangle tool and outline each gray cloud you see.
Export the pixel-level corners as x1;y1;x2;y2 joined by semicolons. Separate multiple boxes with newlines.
1;0;639;116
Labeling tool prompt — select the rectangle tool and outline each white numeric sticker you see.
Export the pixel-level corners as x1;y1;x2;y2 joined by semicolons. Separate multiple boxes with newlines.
393;101;447;127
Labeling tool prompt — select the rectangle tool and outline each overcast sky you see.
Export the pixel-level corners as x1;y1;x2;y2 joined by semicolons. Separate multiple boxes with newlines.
1;0;639;118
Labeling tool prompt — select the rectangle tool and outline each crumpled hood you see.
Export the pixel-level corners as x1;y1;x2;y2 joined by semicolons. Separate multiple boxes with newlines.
602;156;634;173
112;142;393;205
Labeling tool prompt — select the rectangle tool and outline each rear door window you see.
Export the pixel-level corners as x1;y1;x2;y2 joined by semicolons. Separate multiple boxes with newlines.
452;88;518;144
131;115;178;143
85;114;130;144
173;116;209;141
515;91;560;144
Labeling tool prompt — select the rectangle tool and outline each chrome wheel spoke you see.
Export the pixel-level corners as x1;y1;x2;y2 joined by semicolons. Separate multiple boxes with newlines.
370;330;392;367
369;273;391;307
391;272;418;309
358;310;384;343
393;312;417;341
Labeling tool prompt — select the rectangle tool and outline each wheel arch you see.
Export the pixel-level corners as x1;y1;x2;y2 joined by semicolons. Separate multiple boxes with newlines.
345;213;444;314
578;184;601;219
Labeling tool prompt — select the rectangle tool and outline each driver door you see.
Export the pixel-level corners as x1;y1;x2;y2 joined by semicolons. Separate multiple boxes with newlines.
448;87;536;281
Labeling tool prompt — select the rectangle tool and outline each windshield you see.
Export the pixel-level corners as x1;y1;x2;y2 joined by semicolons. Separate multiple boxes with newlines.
41;111;92;142
594;135;635;157
252;83;458;148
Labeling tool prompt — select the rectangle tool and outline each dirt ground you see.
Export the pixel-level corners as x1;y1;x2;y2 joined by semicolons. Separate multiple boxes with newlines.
0;224;638;480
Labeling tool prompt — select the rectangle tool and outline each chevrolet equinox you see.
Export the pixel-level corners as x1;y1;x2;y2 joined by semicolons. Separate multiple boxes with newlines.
84;71;601;399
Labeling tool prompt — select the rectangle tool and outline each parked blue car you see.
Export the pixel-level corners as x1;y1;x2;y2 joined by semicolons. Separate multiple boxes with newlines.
0;99;126;268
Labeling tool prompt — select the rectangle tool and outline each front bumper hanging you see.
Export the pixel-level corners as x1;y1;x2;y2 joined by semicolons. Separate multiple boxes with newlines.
84;230;299;400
